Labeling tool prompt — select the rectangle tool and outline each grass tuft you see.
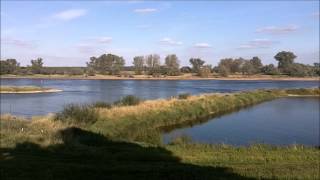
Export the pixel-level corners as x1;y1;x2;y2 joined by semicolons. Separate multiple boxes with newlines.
178;93;191;99
114;95;142;106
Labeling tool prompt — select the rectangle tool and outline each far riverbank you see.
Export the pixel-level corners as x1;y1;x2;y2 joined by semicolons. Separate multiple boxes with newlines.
1;74;319;81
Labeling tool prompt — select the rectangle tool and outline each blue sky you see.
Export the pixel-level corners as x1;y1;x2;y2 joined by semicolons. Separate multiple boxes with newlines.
1;0;319;66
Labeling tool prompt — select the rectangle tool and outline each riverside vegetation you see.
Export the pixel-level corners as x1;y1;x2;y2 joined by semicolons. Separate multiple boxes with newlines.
1;51;320;78
1;88;320;179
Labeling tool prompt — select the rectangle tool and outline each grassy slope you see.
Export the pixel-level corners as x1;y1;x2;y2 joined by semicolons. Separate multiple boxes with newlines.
1;88;319;179
92;88;319;143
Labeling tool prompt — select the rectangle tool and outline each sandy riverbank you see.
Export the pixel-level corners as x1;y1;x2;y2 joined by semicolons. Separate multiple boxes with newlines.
0;86;62;94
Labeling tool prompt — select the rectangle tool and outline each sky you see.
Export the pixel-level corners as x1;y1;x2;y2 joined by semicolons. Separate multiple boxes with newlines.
1;0;319;67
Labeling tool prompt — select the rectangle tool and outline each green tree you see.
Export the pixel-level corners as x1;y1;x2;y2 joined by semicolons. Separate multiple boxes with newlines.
189;58;205;73
86;54;125;75
180;66;192;73
286;63;313;77
113;56;125;75
313;63;320;76
218;65;230;77
146;54;160;75
261;64;279;75
198;65;212;77
274;51;296;74
165;54;180;76
250;56;263;73
0;59;20;74
241;61;256;75
133;56;145;75
231;58;245;73
217;58;245;74
30;58;43;74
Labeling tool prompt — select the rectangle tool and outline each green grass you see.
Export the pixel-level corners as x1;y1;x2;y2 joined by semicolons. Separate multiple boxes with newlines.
92;88;319;143
1;88;319;179
0;86;51;92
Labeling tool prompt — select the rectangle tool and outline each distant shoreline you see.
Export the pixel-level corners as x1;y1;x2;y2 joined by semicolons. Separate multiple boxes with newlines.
0;89;62;94
0;74;319;81
0;85;62;94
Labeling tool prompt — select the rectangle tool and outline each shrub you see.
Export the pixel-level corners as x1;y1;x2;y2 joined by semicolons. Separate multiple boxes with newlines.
114;95;141;106
92;101;112;108
55;104;99;125
178;93;191;99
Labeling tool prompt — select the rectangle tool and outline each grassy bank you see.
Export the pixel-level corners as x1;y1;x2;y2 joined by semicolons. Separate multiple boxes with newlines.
0;86;61;93
1;88;319;179
90;88;319;143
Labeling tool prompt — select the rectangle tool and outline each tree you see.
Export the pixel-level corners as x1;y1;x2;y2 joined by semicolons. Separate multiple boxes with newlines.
189;58;205;73
0;59;20;75
86;53;125;75
133;56;145;75
30;58;43;74
231;58;245;73
180;66;192;73
250;56;263;73
261;64;279;75
286;63;314;77
198;65;212;77
241;60;256;75
112;56;125;75
146;54;161;75
164;54;180;76
218;65;230;77
217;58;244;74
274;51;296;74
313;63;320;76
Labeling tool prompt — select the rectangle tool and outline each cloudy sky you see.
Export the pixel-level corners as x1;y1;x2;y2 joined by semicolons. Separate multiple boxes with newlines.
1;1;319;66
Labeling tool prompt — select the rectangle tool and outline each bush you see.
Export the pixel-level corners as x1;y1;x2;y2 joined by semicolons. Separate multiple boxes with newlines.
178;93;191;99
55;104;99;125
92;101;112;108
114;95;141;106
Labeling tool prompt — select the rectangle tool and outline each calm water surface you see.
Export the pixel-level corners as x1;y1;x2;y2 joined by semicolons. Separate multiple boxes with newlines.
163;97;320;146
0;79;319;116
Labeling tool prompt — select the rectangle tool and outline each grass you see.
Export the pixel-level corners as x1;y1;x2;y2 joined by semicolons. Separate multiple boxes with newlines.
92;88;319;143
1;88;319;179
0;86;51;92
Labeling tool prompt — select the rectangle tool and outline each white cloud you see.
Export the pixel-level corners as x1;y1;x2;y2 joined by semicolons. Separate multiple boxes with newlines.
76;43;96;54
238;38;277;49
95;37;112;44
53;9;87;21
134;8;157;13
76;36;112;54
1;37;36;49
194;43;211;48
159;38;183;46
256;25;298;34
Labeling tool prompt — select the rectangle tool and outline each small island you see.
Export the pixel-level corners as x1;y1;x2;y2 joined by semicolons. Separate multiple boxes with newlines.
0;86;62;94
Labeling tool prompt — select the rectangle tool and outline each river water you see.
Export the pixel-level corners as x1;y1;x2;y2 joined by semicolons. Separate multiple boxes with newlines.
0;79;319;117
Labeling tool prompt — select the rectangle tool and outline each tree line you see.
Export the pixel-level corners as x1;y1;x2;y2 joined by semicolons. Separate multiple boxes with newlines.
1;51;319;77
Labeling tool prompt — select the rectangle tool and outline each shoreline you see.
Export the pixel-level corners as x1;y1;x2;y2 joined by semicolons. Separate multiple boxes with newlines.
1;75;319;81
0;89;62;94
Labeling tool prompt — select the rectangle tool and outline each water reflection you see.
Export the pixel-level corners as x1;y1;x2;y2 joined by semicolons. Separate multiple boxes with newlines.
163;97;320;146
